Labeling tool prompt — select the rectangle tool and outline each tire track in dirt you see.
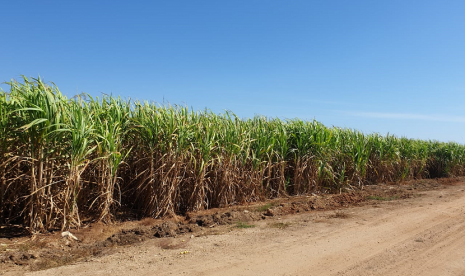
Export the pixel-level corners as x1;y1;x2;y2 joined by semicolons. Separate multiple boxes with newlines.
189;191;465;276
338;199;465;276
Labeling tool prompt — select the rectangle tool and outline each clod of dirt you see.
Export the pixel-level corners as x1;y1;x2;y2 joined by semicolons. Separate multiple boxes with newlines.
192;211;259;227
1;252;37;265
265;209;275;216
308;197;327;210
102;228;148;247
153;222;180;238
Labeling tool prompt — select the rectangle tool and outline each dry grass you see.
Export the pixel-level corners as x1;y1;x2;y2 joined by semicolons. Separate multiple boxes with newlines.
367;195;400;201
235;222;255;229
268;222;291;229
328;211;350;219
256;203;275;212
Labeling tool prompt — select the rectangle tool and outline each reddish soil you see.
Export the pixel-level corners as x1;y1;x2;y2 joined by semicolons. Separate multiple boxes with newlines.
1;177;464;275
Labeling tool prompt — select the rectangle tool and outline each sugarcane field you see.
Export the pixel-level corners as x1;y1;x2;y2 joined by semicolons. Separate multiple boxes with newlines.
1;78;465;275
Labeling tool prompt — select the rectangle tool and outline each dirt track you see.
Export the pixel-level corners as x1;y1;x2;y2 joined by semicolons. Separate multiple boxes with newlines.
16;181;465;276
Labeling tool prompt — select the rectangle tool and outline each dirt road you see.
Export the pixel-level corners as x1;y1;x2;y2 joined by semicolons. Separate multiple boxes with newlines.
21;183;465;276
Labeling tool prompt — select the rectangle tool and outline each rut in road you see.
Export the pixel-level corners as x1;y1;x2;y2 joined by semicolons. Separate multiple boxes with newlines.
337;197;465;276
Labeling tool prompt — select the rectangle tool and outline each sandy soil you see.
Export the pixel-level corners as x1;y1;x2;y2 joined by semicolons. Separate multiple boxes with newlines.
8;181;464;276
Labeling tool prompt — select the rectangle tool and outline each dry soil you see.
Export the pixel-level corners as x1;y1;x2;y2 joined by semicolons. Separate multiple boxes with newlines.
2;179;465;276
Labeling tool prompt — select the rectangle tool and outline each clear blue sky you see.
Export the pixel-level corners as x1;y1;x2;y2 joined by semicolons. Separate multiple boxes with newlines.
2;1;465;143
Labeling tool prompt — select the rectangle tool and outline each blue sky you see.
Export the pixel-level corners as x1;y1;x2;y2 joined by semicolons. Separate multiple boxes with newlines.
2;1;465;143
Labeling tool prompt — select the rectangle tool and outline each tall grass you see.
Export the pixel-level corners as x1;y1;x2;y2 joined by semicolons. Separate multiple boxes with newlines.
1;76;465;232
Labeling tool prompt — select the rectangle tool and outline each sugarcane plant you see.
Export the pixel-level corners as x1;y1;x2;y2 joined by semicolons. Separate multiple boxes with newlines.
1;76;465;232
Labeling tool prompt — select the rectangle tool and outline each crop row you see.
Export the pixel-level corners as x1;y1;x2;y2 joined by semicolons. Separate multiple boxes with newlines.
1;76;464;232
